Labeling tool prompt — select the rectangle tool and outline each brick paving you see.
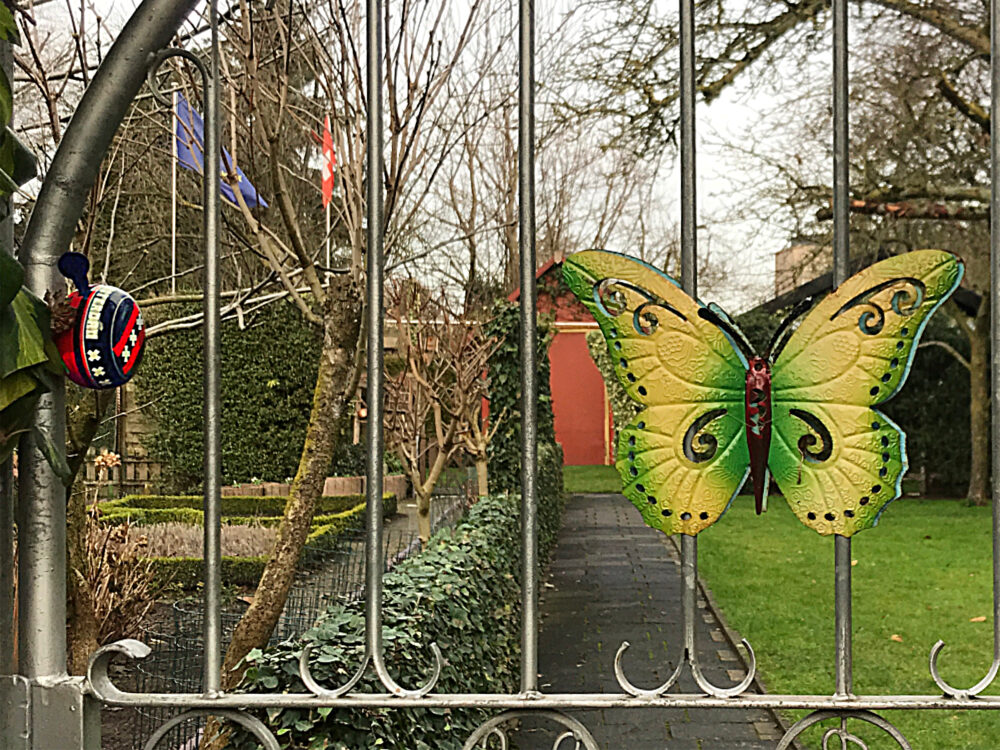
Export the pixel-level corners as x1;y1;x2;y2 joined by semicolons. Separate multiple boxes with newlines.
523;493;785;749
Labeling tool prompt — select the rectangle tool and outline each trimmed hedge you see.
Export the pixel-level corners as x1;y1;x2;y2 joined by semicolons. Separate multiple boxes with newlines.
97;493;397;525
145;501;369;589
233;484;565;750
136;301;326;493
149;555;271;590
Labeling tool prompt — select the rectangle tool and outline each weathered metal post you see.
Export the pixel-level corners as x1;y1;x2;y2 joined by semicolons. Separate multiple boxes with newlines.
519;0;539;696
0;30;16;682
7;1;199;748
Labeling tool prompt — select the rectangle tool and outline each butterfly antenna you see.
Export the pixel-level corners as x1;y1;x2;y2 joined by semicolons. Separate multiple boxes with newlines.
765;296;816;361
698;307;756;362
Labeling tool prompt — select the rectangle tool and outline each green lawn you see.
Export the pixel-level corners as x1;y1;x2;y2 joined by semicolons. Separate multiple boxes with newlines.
699;497;999;749
563;464;622;494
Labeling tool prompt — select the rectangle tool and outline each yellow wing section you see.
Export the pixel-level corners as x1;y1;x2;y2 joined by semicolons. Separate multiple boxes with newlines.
769;250;963;535
563;250;750;535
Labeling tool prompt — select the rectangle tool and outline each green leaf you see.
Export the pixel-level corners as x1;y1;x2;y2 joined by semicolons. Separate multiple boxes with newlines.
0;368;36;412
31;424;72;484
0;128;36;199
0;250;22;308
0;388;39;464
8;129;34;186
0;5;20;45
0;65;11;132
0;288;53;380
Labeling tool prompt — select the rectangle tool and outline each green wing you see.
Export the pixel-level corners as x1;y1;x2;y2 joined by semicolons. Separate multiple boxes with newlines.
769;250;964;536
563;250;749;536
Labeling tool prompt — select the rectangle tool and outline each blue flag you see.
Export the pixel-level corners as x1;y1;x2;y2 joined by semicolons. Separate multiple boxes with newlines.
174;92;268;209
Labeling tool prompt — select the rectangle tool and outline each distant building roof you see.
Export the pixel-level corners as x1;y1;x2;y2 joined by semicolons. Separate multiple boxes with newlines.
759;250;979;318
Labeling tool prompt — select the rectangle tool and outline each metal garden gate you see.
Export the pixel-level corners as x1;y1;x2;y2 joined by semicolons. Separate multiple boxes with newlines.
3;0;1000;747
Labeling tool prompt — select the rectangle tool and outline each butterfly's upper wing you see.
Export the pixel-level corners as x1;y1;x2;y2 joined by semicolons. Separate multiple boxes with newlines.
563;250;750;535
769;250;964;536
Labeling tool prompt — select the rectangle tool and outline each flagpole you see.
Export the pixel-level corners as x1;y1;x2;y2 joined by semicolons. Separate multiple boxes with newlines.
171;89;177;296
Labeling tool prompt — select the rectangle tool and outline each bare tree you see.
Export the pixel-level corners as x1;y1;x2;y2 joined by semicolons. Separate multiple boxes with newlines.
384;281;496;541
204;0;493;689
574;0;995;502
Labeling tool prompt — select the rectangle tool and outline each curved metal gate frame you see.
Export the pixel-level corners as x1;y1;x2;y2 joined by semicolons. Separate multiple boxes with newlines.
4;0;1000;747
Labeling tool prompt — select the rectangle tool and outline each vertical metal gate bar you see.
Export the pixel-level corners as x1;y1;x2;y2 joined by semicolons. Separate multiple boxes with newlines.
678;0;700;675
518;0;539;694
681;534;697;659
989;0;1000;675
831;0;853;698
0;459;13;674
365;0;388;675
202;0;223;696
16;332;66;679
679;0;696;300
0;38;14;679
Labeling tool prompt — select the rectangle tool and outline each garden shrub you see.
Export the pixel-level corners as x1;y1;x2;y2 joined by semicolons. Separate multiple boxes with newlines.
485;301;561;497
586;328;638;444
149;555;270;590
137;302;322;492
234;487;565;750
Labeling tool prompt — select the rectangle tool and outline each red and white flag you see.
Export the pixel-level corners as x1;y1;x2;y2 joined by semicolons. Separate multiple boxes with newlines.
322;115;335;208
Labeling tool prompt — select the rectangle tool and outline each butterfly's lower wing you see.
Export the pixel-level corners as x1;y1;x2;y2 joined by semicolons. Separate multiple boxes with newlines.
769;403;905;535
563;250;749;535
618;405;749;535
770;249;963;536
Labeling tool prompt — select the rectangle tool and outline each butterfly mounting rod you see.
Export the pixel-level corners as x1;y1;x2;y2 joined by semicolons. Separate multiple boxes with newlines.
7;0;995;746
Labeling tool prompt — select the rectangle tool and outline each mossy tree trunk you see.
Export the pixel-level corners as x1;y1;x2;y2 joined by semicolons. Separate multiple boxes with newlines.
475;456;488;497
218;283;362;690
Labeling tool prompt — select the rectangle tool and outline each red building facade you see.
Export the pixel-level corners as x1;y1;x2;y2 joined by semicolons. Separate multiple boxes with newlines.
512;260;613;466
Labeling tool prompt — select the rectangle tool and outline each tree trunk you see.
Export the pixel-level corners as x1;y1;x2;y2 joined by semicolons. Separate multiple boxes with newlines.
475;455;488;498
66;492;98;675
967;296;990;505
416;487;432;543
218;284;361;690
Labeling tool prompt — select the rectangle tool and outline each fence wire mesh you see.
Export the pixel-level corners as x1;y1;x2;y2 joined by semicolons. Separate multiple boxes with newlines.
107;487;471;750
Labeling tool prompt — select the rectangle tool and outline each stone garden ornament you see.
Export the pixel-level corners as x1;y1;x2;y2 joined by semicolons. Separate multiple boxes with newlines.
563;249;963;537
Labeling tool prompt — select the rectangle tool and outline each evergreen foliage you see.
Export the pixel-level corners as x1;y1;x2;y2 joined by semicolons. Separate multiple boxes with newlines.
137;302;324;492
235;489;565;749
484;301;561;497
586;328;638;445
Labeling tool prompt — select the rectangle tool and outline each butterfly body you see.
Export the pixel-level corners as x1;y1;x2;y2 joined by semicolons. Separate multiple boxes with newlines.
745;356;772;514
563;248;964;537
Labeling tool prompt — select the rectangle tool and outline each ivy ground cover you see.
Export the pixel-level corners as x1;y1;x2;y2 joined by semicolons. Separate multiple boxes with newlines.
699;498;998;750
235;489;564;750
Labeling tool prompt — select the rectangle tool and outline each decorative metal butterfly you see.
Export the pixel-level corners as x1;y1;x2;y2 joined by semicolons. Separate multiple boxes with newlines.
563;249;964;537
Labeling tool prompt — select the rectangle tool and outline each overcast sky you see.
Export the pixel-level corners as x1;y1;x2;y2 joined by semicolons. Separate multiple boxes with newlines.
25;0;837;313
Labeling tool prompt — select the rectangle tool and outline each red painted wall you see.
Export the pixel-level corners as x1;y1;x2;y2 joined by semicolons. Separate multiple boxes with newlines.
511;259;612;465
549;330;610;465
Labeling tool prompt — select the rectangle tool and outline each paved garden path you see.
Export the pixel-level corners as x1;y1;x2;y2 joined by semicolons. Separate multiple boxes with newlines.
530;493;785;749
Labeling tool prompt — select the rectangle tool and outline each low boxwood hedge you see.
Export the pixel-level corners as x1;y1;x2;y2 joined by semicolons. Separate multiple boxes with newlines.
232;444;565;750
98;493;397;523
142;501;371;590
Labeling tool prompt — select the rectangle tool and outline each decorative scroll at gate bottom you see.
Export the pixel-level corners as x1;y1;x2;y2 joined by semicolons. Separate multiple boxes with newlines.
776;710;911;750
141;709;279;750
462;710;600;750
